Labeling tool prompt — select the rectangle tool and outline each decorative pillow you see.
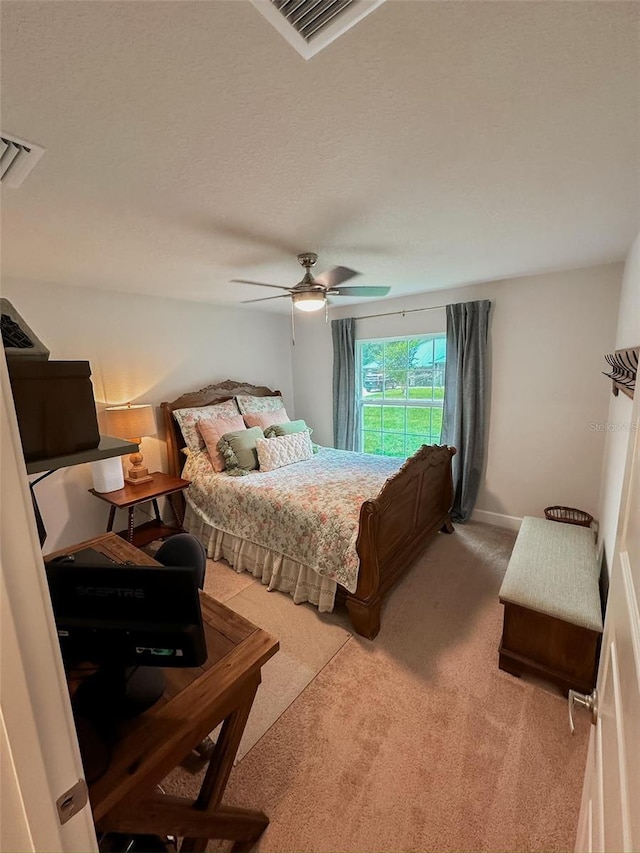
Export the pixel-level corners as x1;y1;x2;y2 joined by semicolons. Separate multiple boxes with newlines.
243;410;290;430
173;400;240;452
218;426;264;473
235;394;285;415
197;415;246;472
264;419;311;438
256;431;314;472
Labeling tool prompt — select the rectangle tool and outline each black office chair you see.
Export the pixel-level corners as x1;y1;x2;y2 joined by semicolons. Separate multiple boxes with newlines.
154;533;207;591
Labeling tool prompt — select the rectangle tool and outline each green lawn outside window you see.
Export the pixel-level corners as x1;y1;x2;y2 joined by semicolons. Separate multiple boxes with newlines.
357;335;445;458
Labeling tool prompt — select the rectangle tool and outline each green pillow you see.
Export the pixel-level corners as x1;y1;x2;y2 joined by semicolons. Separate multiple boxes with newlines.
264;419;312;438
218;426;264;472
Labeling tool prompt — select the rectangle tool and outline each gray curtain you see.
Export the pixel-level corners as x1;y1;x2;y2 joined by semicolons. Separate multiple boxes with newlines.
442;300;491;522
332;317;358;450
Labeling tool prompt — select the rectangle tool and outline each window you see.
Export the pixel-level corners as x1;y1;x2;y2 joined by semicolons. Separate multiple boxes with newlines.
356;335;446;458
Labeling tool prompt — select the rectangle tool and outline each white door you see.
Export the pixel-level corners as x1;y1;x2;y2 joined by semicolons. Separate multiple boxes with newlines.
575;389;640;852
0;352;98;852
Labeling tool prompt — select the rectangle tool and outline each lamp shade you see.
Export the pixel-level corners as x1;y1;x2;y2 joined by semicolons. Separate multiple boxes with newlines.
105;404;156;440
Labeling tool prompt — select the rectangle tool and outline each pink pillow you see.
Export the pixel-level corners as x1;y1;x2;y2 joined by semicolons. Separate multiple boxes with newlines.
198;415;246;472
243;410;290;430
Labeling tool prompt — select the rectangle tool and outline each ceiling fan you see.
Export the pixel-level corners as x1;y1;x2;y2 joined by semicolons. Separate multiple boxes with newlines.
231;252;390;313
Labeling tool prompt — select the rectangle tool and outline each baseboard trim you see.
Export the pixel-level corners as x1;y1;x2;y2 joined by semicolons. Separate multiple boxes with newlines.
471;509;523;531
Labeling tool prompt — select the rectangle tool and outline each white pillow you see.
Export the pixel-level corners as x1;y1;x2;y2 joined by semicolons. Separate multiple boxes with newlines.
256;431;313;472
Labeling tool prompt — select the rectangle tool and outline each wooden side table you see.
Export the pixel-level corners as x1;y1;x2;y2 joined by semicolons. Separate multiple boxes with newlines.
89;471;190;547
45;533;279;852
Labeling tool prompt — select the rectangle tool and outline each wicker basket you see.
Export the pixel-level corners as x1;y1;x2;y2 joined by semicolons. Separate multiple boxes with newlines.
544;506;593;528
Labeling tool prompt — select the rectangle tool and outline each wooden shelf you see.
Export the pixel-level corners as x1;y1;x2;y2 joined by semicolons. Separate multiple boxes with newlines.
116;521;181;548
26;435;138;474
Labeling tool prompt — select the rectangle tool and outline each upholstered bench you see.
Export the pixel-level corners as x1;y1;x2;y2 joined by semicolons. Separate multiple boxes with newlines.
498;516;603;694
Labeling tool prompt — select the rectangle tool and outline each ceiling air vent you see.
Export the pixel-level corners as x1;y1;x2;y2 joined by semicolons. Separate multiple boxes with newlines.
250;0;385;59
1;132;45;188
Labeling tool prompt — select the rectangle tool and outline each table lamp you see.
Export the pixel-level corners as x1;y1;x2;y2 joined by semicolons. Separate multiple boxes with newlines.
105;403;156;485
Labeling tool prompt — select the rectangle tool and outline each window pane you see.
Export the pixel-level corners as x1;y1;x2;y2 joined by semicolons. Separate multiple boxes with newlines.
363;431;383;455
383;340;408;400
362;405;382;430
382;376;405;398
406;407;432;435
361;342;384;393
432;408;443;442
361;341;383;365
382;432;405;457
407;384;433;400
382;406;405;432
383;339;408;371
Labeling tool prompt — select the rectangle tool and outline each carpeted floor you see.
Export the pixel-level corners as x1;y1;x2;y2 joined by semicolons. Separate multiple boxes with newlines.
162;522;590;852
203;561;352;762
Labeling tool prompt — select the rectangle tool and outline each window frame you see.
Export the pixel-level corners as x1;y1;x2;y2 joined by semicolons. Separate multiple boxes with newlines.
355;333;446;458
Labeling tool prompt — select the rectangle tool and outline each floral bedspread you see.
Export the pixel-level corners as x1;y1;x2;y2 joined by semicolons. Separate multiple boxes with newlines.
182;447;404;593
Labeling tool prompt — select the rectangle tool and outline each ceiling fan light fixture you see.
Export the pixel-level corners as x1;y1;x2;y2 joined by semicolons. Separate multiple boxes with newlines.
292;291;326;313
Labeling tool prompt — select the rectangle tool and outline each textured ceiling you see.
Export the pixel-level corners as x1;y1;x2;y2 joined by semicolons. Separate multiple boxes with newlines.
1;1;638;312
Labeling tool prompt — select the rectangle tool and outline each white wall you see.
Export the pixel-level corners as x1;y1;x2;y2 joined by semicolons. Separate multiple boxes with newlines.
2;280;293;551
2;261;626;544
293;263;623;526
597;234;640;578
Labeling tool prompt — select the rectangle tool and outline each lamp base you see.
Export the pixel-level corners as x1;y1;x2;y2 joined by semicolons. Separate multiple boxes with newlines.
125;448;153;485
125;467;153;485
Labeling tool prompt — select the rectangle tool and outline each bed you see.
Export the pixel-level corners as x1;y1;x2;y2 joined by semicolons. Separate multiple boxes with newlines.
161;380;456;639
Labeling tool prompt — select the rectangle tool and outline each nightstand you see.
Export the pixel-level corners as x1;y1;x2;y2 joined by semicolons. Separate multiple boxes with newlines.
89;471;190;547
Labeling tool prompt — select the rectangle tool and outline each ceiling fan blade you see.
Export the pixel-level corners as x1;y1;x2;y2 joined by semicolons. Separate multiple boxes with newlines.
314;266;360;289
231;279;291;292
332;286;391;297
241;294;291;304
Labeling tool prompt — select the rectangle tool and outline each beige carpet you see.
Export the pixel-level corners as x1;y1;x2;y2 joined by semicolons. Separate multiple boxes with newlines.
163;523;590;852
201;559;351;762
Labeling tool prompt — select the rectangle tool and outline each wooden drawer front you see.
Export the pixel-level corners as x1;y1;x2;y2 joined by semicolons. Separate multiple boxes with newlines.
501;603;600;690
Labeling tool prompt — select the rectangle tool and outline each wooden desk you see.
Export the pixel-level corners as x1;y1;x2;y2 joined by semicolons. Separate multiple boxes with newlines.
46;533;279;852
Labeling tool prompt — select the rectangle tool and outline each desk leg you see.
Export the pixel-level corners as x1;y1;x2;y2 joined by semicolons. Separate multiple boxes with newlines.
107;506;116;533
96;674;269;849
99;797;269;847
180;674;261;853
128;507;135;544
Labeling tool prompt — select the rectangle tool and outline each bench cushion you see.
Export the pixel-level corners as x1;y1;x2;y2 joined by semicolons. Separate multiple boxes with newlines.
499;516;602;633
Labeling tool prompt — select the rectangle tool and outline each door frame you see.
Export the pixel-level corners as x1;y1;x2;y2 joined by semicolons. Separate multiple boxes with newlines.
0;351;97;852
576;382;639;851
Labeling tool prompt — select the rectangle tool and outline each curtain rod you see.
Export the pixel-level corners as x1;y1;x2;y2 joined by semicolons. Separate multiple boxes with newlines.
350;303;448;321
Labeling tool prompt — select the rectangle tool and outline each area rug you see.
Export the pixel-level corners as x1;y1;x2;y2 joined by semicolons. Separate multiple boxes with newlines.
162;522;591;852
203;558;351;762
143;540;351;763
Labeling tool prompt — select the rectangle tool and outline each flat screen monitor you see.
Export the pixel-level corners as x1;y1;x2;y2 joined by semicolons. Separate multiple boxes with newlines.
45;557;208;739
45;561;208;669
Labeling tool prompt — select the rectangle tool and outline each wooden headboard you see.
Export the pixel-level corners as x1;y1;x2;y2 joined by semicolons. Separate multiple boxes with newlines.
160;379;282;479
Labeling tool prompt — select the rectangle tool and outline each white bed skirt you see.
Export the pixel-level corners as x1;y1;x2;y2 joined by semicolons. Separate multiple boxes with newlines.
184;503;337;612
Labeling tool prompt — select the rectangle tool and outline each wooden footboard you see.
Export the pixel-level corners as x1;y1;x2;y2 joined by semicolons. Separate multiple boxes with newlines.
339;444;456;639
